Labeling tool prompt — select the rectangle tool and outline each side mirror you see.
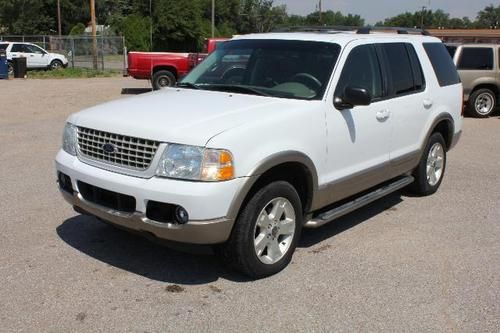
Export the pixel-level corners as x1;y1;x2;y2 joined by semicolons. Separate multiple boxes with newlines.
334;86;372;110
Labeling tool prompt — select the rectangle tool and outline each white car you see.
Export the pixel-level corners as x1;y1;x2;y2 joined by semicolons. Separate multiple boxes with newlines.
0;42;68;74
55;28;463;278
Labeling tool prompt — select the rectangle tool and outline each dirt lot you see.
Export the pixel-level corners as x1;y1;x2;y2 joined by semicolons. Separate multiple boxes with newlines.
0;78;499;332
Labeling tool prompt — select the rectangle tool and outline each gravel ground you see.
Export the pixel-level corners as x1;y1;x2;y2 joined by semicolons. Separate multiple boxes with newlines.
0;78;499;332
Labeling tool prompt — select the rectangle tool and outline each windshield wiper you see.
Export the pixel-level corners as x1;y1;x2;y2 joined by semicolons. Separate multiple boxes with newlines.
202;84;270;97
176;82;201;90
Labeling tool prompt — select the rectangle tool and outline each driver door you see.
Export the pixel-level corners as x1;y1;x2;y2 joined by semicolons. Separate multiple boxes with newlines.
24;44;48;68
319;42;393;206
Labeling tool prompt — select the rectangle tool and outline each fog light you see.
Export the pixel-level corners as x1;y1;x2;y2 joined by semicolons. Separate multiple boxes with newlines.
175;206;189;224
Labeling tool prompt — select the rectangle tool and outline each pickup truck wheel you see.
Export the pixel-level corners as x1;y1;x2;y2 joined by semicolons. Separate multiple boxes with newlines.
408;132;446;196
217;181;303;279
467;89;496;118
50;60;63;70
152;70;176;90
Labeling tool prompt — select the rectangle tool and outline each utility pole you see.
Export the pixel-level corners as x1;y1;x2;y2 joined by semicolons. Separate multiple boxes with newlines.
90;0;98;70
57;0;62;36
319;0;322;25
420;6;427;29
211;0;215;38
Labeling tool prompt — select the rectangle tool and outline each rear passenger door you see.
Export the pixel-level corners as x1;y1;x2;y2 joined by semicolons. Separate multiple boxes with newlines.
377;43;428;170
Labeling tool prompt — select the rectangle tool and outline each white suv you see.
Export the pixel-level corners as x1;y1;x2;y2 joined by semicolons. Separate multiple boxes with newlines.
0;42;68;74
55;28;463;278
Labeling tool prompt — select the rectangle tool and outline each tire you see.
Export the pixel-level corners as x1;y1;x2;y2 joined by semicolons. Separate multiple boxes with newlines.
467;88;496;118
152;70;176;90
7;61;13;76
50;60;64;70
216;181;303;279
408;132;446;196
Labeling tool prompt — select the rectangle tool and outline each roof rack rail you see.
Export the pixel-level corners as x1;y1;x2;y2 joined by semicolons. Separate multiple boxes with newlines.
356;26;431;36
272;26;358;33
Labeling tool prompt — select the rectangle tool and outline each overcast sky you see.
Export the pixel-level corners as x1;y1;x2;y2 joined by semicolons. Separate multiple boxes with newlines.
273;0;496;24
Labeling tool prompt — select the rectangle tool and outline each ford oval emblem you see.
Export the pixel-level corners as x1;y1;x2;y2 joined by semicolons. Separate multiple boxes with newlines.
102;143;117;154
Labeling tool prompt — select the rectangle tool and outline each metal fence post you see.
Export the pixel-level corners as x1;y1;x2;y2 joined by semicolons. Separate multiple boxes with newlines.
71;37;75;68
101;35;105;70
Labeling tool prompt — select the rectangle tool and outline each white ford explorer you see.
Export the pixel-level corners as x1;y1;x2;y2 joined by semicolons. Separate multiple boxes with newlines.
56;28;463;278
0;42;68;74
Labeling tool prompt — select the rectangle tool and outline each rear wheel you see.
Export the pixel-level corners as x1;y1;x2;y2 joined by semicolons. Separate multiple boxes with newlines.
152;70;176;90
7;61;13;76
467;88;496;118
217;181;303;279
408;132;446;196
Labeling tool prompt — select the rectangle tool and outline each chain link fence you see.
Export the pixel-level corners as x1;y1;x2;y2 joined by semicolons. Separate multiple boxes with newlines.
0;35;126;71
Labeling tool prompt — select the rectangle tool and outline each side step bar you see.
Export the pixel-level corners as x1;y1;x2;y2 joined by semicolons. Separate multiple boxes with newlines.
304;175;414;228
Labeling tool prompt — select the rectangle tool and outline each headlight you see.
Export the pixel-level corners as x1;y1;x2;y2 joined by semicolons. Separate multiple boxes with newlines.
156;144;234;181
62;122;78;156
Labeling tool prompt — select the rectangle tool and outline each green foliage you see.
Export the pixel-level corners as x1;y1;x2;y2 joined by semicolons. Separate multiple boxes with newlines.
0;1;498;54
69;23;86;35
476;5;500;28
110;14;151;51
28;67;121;79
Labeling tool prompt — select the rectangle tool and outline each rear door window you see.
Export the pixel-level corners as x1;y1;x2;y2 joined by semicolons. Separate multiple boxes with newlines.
423;43;461;87
457;47;493;70
11;44;27;53
0;43;8;51
379;43;423;96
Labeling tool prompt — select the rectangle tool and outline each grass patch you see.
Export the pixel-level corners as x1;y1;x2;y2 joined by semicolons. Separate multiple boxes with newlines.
28;68;122;79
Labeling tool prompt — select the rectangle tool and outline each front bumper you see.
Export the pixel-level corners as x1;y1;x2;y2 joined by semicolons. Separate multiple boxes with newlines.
55;150;245;244
59;189;232;244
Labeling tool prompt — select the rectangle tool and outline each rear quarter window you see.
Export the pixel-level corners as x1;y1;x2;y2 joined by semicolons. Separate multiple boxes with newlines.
423;43;461;87
457;47;493;70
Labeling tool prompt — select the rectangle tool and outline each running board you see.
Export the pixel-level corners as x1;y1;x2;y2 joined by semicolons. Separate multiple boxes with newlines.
304;175;414;228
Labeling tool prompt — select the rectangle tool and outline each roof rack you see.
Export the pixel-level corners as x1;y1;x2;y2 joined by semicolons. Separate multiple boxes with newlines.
272;26;358;33
272;26;431;36
356;27;431;36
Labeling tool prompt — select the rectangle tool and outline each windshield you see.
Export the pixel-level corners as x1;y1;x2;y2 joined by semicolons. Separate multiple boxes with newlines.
180;39;341;100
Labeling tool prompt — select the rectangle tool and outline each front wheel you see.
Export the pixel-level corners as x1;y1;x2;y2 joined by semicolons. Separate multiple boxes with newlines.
217;181;303;279
50;60;63;70
467;88;496;118
408;132;447;196
152;70;176;90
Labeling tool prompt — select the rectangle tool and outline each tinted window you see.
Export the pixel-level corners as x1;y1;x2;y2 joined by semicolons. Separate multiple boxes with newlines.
380;43;417;96
335;44;383;99
0;43;8;51
458;47;493;70
183;40;341;100
445;45;457;57
11;44;27;52
423;43;461;87
25;44;44;54
407;45;425;91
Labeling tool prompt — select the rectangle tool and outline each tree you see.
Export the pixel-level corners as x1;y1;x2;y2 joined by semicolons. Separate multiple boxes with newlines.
476;5;500;28
0;0;54;34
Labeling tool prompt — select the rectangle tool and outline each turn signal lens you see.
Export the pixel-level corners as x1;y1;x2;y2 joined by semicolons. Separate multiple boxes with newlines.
201;149;234;181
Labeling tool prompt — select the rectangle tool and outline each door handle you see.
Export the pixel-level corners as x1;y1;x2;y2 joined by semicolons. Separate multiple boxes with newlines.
376;109;390;121
423;99;433;109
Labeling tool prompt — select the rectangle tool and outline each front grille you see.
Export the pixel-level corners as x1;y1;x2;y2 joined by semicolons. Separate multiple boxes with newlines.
77;127;160;170
78;181;136;213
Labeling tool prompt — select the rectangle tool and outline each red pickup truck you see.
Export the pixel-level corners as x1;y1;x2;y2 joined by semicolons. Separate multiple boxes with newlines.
127;38;227;90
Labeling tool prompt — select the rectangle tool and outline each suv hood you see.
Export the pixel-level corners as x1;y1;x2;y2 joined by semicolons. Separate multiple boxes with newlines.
68;88;306;146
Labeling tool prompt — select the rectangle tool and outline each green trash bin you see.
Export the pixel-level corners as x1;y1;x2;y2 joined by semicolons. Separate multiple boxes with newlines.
13;57;27;78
